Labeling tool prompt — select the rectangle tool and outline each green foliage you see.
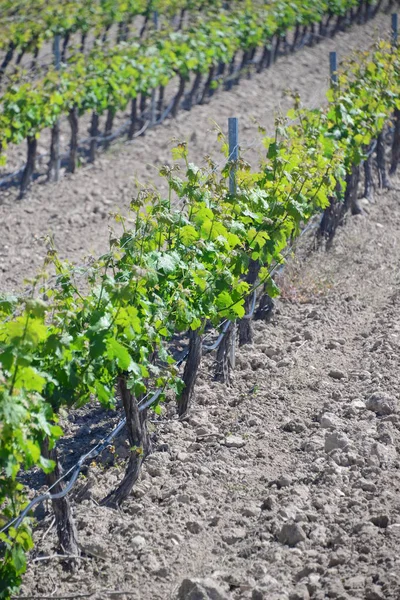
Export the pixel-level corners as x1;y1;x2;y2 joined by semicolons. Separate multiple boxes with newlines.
0;0;382;164
0;12;398;599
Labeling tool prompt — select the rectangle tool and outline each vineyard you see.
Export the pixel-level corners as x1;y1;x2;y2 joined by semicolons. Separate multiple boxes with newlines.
1;0;400;599
0;0;396;195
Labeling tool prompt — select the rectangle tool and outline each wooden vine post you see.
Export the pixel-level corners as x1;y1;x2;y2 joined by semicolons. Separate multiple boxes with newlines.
215;118;239;384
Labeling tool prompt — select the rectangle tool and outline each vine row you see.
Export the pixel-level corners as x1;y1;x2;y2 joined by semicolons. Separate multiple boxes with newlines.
0;33;400;600
0;0;389;196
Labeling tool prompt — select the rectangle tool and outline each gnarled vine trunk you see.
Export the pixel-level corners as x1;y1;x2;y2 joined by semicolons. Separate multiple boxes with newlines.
377;131;391;189
101;376;151;508
199;66;215;104
41;439;80;561
214;321;236;385
48;121;60;182
184;72;202;110
346;164;362;215
128;97;137;140
363;143;375;200
68;106;79;173
104;108;115;150
255;287;275;322
238;259;260;346
20;136;37;198
171;75;186;117
390;108;400;175
178;329;202;417
89;111;100;163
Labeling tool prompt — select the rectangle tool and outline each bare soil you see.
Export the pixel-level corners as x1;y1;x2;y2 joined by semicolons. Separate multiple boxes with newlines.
19;172;400;600
3;9;400;600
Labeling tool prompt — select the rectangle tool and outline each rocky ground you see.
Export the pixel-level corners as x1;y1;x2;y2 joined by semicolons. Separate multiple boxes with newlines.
2;7;400;600
18;172;400;599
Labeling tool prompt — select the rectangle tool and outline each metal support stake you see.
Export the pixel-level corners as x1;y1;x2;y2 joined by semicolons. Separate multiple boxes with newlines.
392;13;398;47
228;117;239;368
53;35;61;182
329;51;337;87
228;117;239;195
151;12;159;125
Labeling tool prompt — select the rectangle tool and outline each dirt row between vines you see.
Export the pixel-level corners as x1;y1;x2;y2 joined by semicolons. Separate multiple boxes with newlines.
0;10;393;292
19;172;400;600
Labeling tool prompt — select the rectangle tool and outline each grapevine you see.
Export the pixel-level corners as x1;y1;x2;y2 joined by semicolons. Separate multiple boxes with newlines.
0;30;400;597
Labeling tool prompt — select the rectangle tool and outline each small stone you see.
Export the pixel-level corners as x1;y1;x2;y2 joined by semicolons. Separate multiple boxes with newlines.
370;515;389;529
242;505;261;518
351;399;366;410
278;522;306;547
325;431;350;453
125;502;143;516
82;541;108;560
350;370;371;381
357;478;377;493
195;426;210;436
289;586;310;600
366;392;396;416
142;552;161;572
155;566;169;578
177;452;192;463
197;466;212;476
186;521;203;534
261;496;276;511
326;340;338;349
146;464;162;477
307;310;320;320
177;577;229;600
303;330;313;341
370;442;392;462
328;549;349;566
131;535;146;551
222;528;247;545
345;575;365;590
177;494;191;505
278;359;291;368
328;369;346;380
262;346;279;358
170;533;184;545
290;335;302;342
283;419;306;434
320;412;339;429
224;435;246;449
277;475;292;488
386;523;400;539
365;585;385;600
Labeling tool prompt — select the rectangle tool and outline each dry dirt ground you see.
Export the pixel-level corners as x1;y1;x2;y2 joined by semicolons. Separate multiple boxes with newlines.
3;8;400;600
19;172;400;600
0;10;394;292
